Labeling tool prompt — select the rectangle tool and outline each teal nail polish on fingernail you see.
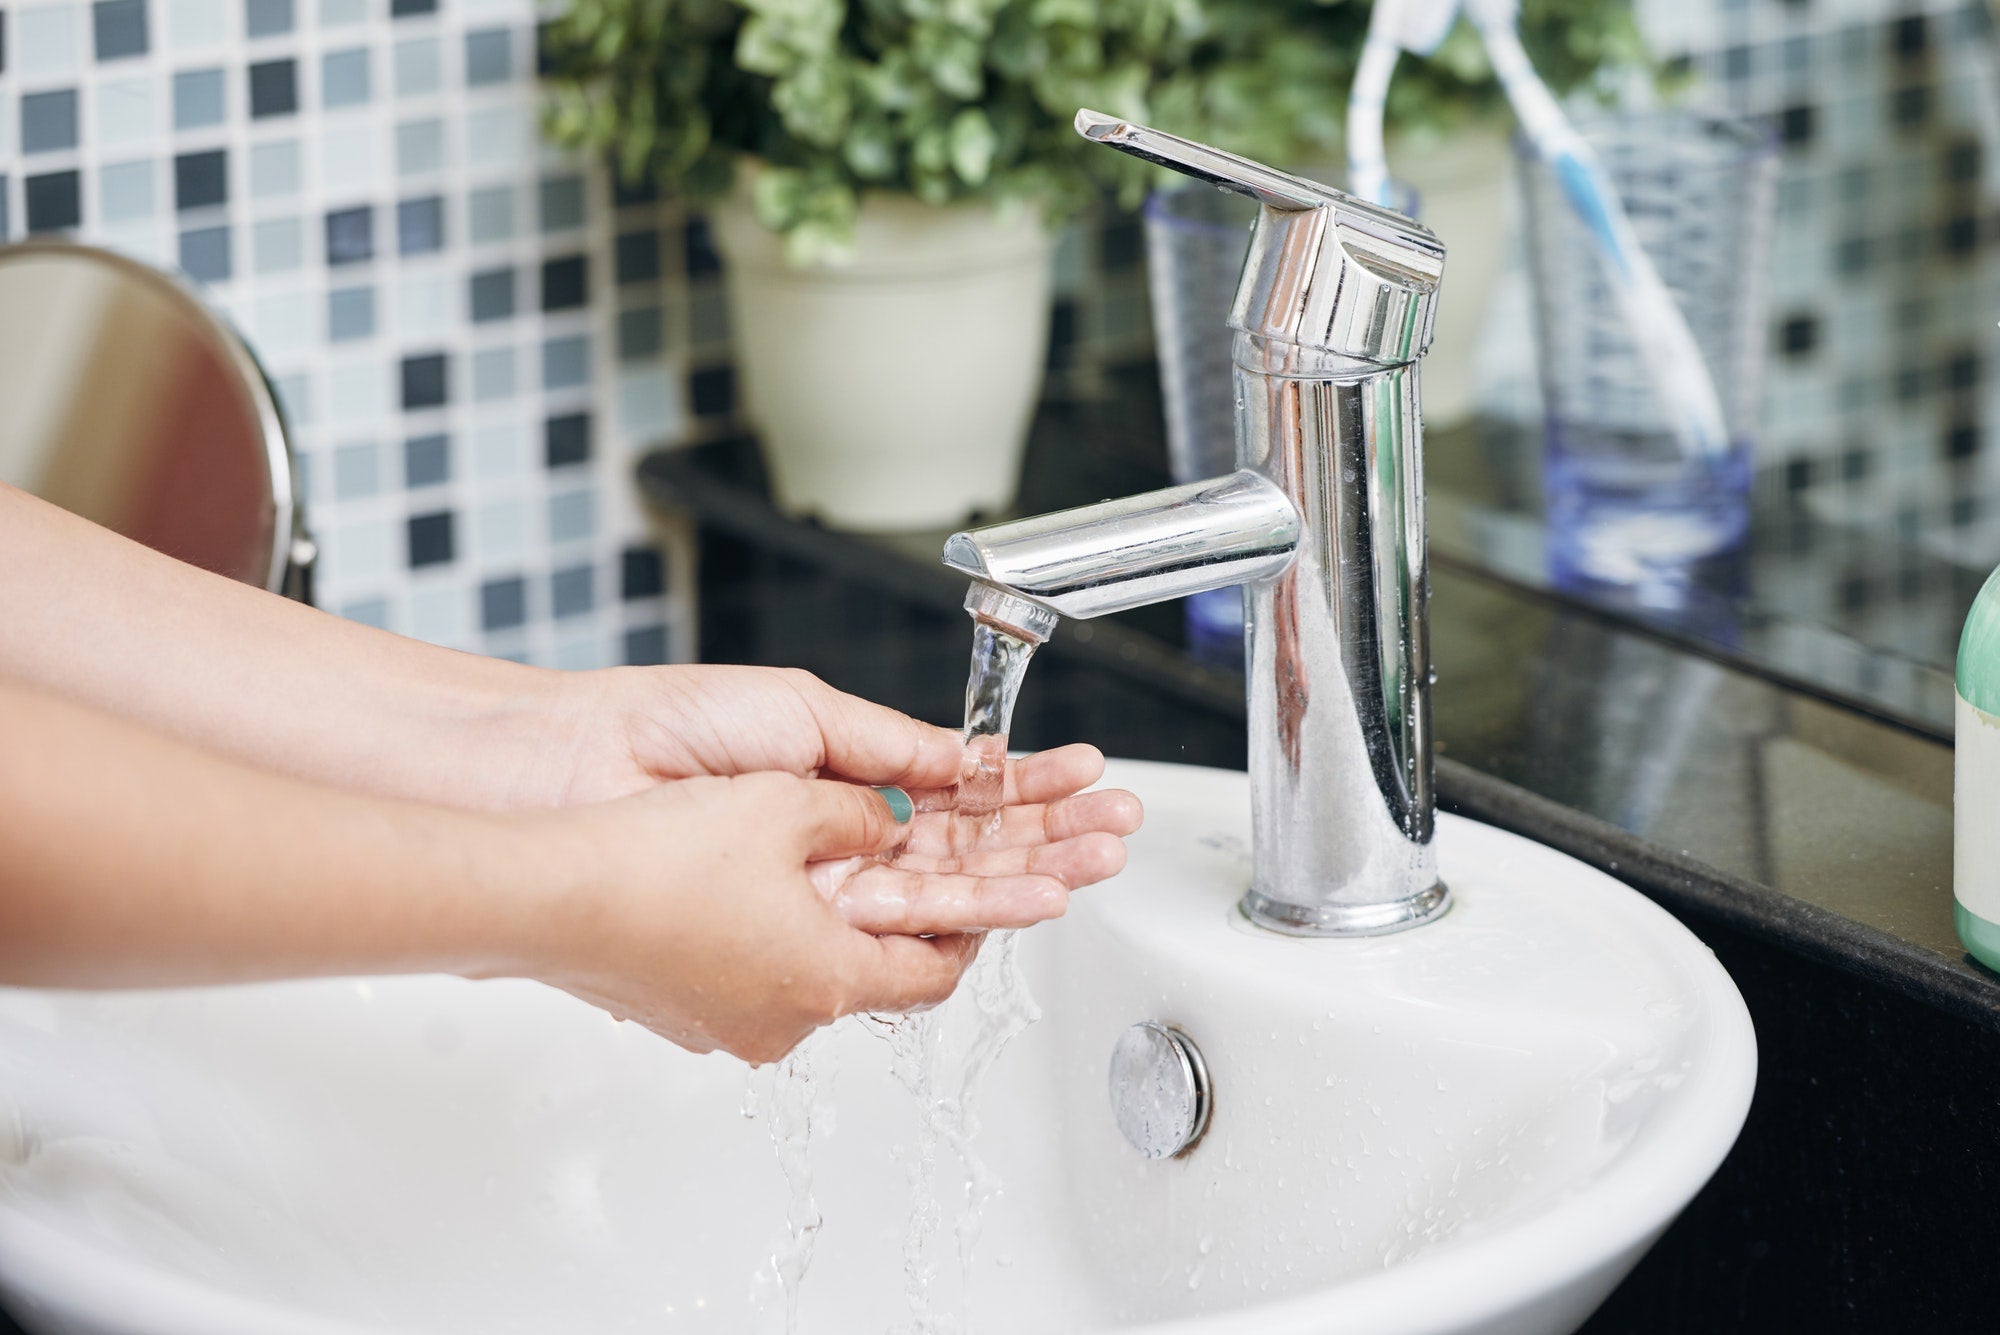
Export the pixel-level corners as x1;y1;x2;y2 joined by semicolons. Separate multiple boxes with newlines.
875;786;914;823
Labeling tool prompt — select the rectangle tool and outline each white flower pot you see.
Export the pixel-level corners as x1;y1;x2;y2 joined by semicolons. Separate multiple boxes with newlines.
710;194;1056;532
1391;121;1514;428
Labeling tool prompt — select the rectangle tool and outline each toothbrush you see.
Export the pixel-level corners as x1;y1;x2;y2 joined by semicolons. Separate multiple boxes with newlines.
1346;0;1463;208
1463;0;1733;463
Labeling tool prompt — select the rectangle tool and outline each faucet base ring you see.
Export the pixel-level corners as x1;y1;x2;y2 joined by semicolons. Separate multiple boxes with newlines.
1239;881;1451;938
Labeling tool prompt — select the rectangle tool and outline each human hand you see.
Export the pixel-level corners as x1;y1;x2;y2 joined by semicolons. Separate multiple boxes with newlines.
506;768;1135;1064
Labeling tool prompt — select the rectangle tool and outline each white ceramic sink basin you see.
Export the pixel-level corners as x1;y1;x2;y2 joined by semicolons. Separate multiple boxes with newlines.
0;759;1754;1335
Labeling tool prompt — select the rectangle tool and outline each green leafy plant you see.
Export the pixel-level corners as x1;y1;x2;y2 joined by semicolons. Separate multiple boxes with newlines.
543;0;1644;263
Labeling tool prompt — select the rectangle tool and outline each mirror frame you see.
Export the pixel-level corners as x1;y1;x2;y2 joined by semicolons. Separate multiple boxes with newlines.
0;238;313;600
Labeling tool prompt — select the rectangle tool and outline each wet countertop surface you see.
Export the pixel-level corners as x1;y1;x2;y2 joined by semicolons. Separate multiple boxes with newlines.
638;375;1988;1032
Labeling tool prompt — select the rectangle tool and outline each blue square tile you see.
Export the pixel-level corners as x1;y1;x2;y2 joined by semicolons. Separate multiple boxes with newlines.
98;159;154;221
21;89;78;154
25;169;80;232
319;0;366;24
407;511;453;567
393;35;438;95
328;285;374;340
395;118;442;175
332;441;379;498
321;46;368;107
624;625;668;666
467;184;513;242
179;225;230;282
541;255;586;310
324;205;371;264
0;179;9;240
172;68;224;129
548;488;593;542
615;230;660;284
480;576;526;631
544;412;589;467
621;546;663;598
539;174;583;232
472;346;514;401
252;216;302;271
404;433;448;486
618;306;662;361
248;58;296;116
469;267;513;321
542;334;588;390
175;149;227;210
246;0;292;37
92;0;147;59
342;597;391;629
397;194;442;253
464;27;509;84
551;566;593;618
401;352;446;408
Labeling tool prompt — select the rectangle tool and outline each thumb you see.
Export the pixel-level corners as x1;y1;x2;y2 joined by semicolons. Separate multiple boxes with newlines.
794;779;913;861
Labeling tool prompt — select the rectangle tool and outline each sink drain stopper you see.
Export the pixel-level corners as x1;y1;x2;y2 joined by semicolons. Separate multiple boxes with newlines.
1108;1022;1211;1159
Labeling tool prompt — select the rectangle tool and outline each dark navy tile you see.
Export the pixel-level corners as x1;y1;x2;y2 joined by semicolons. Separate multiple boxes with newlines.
469;266;514;321
21;89;78;154
682;215;720;277
551;565;593;618
0;175;10;238
615;229;658;284
621;544;663;599
179;225;231;283
610;169;657;208
324;205;372;264
544;412;590;467
404;433;449;486
92;0;146;60
391;0;436;16
401;352;447;409
1778;313;1819;357
480;576;527;631
1778;104;1815;146
407;511;454;567
688;364;734;417
25;170;80;232
617;305;661;361
249;59;297;117
397;195;443;254
246;0;293;38
624;624;668;665
174;150;227;211
540;254;586;310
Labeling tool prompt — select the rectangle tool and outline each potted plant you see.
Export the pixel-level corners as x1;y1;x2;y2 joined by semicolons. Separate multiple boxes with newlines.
544;0;1215;531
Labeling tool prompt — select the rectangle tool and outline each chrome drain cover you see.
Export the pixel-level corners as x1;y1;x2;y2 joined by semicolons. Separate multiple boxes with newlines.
1108;1022;1211;1159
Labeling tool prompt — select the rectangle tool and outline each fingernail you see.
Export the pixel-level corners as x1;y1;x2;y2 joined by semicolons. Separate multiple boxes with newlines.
874;786;914;824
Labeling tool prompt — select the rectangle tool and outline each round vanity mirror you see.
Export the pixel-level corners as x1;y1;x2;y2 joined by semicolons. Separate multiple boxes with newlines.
0;240;309;597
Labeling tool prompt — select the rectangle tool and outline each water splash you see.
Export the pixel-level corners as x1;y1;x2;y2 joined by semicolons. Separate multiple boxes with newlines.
748;1032;830;1334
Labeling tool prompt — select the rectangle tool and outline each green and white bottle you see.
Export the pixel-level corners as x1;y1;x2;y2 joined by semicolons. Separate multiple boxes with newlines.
1958;564;2000;972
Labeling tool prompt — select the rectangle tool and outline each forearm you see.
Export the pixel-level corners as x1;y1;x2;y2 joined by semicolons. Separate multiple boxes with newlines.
0;482;564;808
0;679;548;988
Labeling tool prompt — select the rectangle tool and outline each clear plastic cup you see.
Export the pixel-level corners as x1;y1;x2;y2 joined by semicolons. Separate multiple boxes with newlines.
1143;185;1260;657
1519;111;1778;590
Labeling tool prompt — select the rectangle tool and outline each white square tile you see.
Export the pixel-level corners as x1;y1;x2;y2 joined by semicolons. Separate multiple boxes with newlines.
94;78;158;148
16;5;83;81
327;359;387;422
472;419;528;478
394;271;454;337
168;0;230;50
409;586;468;645
250;291;314;357
553;637;606;671
323;519;396;584
319;124;381;193
616;368;683;446
465;105;531;171
476;499;534;561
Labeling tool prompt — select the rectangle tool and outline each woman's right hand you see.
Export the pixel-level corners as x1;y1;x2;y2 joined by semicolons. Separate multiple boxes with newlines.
504;769;1137;1064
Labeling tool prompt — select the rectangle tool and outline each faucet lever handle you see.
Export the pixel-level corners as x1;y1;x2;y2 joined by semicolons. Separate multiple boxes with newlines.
1074;109;1326;213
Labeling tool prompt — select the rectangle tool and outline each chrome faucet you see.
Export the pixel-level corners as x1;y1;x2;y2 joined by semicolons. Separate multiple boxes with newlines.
944;110;1449;936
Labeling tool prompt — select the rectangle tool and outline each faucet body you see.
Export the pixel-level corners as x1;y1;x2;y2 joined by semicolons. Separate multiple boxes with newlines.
944;112;1448;936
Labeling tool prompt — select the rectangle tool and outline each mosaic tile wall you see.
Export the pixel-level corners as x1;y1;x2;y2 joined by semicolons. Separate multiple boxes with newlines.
0;0;698;668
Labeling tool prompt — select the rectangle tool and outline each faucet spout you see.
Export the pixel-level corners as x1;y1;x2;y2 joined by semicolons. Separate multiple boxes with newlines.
943;470;1299;621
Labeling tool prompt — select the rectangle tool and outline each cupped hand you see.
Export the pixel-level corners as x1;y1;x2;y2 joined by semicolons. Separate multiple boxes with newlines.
508;768;1135;1064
